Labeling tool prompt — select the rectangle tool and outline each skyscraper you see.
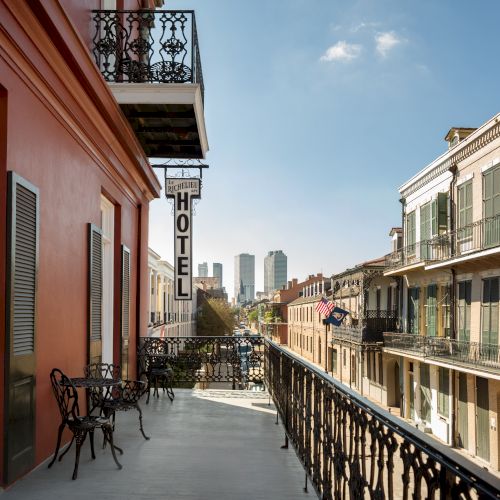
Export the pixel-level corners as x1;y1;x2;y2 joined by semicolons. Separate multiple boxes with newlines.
213;262;223;289
234;254;255;304
198;262;208;277
264;250;287;294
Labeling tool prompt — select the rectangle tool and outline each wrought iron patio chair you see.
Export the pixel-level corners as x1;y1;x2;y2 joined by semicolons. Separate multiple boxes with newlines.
84;363;149;440
138;338;175;404
48;368;122;480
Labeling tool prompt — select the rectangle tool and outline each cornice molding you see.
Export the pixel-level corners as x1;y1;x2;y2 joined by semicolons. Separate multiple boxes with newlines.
401;119;500;199
1;0;161;202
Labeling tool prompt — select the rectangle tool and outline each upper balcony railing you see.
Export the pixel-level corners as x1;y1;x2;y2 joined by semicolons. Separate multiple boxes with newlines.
384;332;500;373
428;213;500;263
92;10;204;101
384;239;438;272
331;311;398;344
266;340;498;499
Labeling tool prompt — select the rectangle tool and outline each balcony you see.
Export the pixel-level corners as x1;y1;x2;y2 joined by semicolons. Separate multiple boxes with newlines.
4;337;498;499
384;240;439;275
426;214;500;271
383;332;500;375
331;311;398;344
92;10;208;159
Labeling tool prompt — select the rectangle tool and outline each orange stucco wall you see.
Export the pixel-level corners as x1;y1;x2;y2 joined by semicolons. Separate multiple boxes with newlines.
0;0;159;485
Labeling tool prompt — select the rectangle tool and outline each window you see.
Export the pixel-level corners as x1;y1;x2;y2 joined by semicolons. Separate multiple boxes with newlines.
440;285;451;338
387;287;392;312
332;349;338;373
343;349;346;367
438;367;450;417
378;352;383;385
408;287;420;334
458;281;471;342
482;277;499;346
318;338;322;363
376;288;381;313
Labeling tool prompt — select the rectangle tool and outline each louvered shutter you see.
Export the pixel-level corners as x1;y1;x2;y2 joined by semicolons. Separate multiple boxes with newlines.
5;172;38;482
88;223;102;364
121;245;130;379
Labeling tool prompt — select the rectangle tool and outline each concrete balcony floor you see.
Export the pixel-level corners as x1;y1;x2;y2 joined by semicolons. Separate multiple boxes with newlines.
4;389;309;500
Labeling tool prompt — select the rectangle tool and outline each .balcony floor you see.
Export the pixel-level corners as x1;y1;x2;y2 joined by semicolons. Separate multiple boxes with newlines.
4;389;309;499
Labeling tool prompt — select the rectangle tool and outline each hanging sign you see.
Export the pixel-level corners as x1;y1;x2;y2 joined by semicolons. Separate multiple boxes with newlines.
166;178;201;300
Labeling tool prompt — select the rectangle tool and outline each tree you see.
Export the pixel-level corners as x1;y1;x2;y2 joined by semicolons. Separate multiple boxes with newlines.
197;297;236;336
248;310;258;323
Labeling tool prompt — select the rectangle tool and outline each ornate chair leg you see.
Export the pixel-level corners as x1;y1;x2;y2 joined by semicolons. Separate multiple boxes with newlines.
105;426;122;470
89;430;96;460
48;423;65;468
146;380;151;404
135;404;150;440
58;435;75;462
72;432;86;480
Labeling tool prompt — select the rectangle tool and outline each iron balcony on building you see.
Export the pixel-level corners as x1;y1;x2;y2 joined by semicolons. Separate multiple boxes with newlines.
384;240;439;276
92;10;208;159
426;213;500;270
383;332;500;375
331;310;398;344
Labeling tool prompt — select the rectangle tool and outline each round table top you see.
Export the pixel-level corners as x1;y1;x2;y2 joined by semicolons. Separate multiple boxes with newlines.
65;377;120;388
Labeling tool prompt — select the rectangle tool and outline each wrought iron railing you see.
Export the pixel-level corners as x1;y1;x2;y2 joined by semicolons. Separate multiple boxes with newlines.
384;333;500;372
428;213;500;263
138;336;264;386
384;240;439;271
92;10;204;101
265;340;499;499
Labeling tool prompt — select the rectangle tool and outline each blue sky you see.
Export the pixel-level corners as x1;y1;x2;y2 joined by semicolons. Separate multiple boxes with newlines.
149;0;500;299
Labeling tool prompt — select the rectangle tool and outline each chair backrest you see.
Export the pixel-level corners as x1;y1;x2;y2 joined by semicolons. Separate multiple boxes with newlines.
49;368;79;422
84;363;120;381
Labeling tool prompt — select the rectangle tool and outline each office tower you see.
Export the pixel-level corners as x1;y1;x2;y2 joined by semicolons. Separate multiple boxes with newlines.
213;262;223;289
264;250;287;294
198;262;208;277
234;254;255;304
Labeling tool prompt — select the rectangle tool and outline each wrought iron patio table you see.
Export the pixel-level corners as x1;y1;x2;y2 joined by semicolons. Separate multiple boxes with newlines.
59;377;123;456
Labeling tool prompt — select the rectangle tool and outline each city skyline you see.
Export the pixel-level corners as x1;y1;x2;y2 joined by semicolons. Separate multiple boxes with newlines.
148;0;500;298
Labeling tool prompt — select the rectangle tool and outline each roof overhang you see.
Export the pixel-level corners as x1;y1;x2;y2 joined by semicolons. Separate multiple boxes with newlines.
109;83;208;159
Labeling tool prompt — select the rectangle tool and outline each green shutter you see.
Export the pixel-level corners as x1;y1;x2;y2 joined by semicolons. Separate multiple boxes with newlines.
483;167;500;247
458;281;471;342
420;203;432;259
88;224;103;365
426;284;437;337
437;192;448;233
121;245;130;379
482;277;499;345
406;211;416;252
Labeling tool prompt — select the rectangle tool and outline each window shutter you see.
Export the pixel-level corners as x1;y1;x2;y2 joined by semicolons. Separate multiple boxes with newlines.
437;192;448;232
88;223;103;363
121;245;130;379
9;177;39;355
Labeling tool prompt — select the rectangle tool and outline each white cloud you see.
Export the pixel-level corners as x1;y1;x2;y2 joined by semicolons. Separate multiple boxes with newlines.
320;41;362;62
351;21;379;33
375;31;402;57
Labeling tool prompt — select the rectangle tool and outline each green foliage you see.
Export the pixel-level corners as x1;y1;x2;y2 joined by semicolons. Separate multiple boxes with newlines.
197;297;236;336
248;310;258;323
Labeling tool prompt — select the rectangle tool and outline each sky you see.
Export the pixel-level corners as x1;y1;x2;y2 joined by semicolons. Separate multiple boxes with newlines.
148;0;500;301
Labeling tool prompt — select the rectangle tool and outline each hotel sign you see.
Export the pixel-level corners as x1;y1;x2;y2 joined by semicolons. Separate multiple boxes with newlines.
166;178;201;300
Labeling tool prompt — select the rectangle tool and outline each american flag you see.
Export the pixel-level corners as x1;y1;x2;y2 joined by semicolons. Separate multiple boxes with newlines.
315;297;335;317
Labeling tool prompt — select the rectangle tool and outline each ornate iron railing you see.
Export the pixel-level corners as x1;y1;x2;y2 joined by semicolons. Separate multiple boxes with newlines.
92;10;204;101
265;340;499;499
138;336;264;386
384;333;500;372
384;240;438;272
428;213;500;263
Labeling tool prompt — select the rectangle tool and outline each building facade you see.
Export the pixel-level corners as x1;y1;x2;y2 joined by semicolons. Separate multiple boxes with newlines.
234;253;255;304
384;115;500;472
264;250;287;294
198;262;208;277
0;0;207;485
330;257;399;405
213;262;223;288
148;249;196;338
